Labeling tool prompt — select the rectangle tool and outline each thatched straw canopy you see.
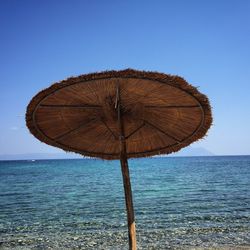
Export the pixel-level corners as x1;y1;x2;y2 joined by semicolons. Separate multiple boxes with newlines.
26;69;212;160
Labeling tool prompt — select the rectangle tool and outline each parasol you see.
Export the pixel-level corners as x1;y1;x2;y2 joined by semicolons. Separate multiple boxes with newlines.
26;69;212;250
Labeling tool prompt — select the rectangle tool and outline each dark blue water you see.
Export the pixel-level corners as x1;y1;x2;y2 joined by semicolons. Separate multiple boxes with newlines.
0;156;250;249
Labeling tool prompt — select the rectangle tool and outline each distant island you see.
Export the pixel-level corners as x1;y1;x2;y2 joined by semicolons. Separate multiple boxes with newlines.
169;147;214;157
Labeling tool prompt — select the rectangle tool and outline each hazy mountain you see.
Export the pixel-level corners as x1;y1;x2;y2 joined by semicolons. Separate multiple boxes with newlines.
170;147;214;157
0;147;214;160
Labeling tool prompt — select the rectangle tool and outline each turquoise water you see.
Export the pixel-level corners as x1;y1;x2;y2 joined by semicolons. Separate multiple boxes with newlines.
0;156;250;249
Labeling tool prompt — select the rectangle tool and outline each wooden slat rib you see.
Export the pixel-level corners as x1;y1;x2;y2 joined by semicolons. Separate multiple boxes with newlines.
40;104;102;109
125;122;145;139
101;120;118;140
145;105;200;108
54;118;98;141
144;120;181;143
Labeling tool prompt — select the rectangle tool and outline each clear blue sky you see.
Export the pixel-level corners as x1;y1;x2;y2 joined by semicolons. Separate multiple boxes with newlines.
0;0;249;156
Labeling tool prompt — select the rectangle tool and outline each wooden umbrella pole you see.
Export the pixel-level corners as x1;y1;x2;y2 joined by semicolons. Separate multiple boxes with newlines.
116;84;137;250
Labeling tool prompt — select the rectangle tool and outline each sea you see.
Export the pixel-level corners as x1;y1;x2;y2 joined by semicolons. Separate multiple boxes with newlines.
0;156;249;249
